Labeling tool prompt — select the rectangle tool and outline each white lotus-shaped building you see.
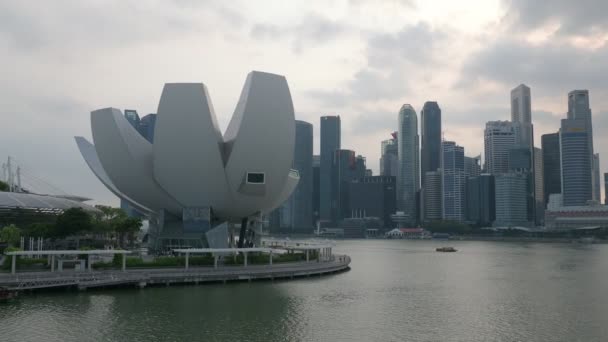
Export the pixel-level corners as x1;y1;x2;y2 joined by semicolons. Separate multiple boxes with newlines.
75;71;299;250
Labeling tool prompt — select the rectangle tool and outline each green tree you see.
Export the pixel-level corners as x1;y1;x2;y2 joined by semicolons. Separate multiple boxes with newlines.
115;217;142;248
0;180;8;192
24;222;54;238
53;208;92;238
0;224;21;247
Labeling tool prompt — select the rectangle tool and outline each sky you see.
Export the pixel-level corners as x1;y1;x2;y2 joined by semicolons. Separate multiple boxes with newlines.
1;0;608;205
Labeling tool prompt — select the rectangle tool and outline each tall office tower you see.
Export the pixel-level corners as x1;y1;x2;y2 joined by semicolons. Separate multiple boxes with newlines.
541;133;561;206
320;116;340;224
420;102;442;187
484;121;517;174
332;149;363;223
464;155;481;177
508;146;534;224
397;104;420;224
139;114;157;143
312;155;320;226
291;120;314;230
349;176;397;228
423;170;443;221
560;119;592;206
124;109;141;128
442;141;466;222
510;84;533;148
604;173;608;205
355;155;367;178
466;174;495;226
494;173;529;227
270;121;314;231
567;90;595;200
593;153;601;202
534;147;544;224
380;132;398;177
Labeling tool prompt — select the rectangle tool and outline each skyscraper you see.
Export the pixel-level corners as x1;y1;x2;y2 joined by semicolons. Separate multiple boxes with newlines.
332;149;364;223
604;173;608;205
541;133;561;206
139;114;157;143
423;170;443;222
380;132;398;177
312;155;320;226
420;102;442;187
291;120;313;230
397;104;420;224
270;120;313;231
567;90;595;203
534;147;544;224
494;173;529;227
320;116;340;224
510;84;533;148
484;121;517;175
442;141;465;222
349;176;396;228
124;109;141;128
464;156;481;178
508;146;534;224
466;174;495;226
593;153;601;202
560;119;592;206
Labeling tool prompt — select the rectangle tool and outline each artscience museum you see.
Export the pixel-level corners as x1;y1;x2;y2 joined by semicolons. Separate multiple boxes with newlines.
76;71;299;251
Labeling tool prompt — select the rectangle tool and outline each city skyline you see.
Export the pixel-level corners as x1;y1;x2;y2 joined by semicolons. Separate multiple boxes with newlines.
3;1;608;206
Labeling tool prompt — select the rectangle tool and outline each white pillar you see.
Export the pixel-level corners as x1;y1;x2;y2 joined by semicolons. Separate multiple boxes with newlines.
51;255;55;272
185;252;189;270
11;255;16;274
244;252;248;267
122;254;126;271
306;250;309;262
214;255;218;268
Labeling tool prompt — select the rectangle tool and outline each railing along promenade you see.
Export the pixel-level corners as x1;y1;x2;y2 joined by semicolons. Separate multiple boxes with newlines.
0;255;351;291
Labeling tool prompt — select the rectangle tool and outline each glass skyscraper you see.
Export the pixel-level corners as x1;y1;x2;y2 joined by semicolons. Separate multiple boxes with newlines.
442;141;465;222
319;116;340;224
560;119;592;206
420;101;442;187
397;104;419;224
541;132;561;206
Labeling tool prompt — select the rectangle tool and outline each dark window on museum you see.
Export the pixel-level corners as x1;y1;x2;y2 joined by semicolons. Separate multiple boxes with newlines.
247;172;265;184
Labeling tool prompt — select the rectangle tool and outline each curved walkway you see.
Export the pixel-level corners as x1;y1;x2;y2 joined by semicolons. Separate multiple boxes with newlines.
0;255;351;291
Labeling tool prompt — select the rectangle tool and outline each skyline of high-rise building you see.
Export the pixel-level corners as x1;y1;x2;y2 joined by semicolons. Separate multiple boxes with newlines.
442;141;465;222
465;174;495;226
420;101;442;188
397;104;420;224
534;147;544;224
593;153;601;202
464;155;481;178
319;115;340;224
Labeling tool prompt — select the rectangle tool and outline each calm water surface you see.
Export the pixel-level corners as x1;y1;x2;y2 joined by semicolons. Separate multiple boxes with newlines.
2;240;608;342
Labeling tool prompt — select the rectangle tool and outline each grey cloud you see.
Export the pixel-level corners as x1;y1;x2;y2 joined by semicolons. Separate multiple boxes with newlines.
459;39;608;91
0;1;231;53
250;14;346;53
307;23;445;106
502;0;608;36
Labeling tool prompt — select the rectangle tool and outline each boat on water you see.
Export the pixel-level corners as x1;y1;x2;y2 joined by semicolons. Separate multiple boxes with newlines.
0;287;18;302
436;247;457;252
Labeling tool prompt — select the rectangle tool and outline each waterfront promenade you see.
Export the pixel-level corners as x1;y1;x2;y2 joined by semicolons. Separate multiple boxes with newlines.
0;255;350;292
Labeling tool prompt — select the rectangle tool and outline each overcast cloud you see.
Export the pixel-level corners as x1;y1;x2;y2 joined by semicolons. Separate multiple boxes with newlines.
2;0;608;205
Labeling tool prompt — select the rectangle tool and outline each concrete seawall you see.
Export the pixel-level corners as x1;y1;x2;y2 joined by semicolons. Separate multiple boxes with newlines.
0;255;351;292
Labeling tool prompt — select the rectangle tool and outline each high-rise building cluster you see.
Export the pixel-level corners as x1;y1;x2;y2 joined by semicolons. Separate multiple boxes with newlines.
246;85;605;233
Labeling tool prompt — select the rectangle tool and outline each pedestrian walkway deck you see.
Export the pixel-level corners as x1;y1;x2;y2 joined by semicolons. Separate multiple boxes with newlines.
0;255;350;291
